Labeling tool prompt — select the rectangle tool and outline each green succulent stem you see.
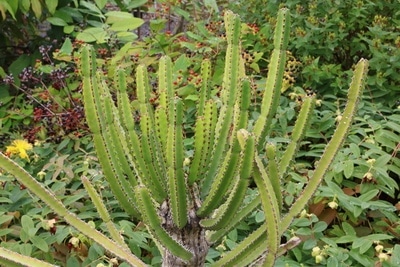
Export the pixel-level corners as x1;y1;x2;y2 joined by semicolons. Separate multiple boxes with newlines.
81;176;129;250
0;246;57;267
0;153;146;267
280;58;369;233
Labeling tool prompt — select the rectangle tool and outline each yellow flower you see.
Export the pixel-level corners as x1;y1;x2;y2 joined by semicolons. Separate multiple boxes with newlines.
6;140;33;160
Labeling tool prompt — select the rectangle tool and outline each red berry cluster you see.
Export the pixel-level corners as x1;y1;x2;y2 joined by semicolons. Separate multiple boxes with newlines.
247;23;260;34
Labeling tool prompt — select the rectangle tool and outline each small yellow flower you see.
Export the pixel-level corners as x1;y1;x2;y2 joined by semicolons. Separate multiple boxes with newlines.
378;252;389;262
311;246;321;257
375;244;384;253
6;140;33;160
315;254;325;263
328;201;339;209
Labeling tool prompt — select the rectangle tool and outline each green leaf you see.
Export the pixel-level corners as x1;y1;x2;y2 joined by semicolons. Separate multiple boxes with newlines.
342;222;356;236
174;55;191;72
359;240;373;254
94;0;107;9
20;0;30;13
59;38;73;55
293;218;313;227
0;228;13;236
66;256;80;267
31;0;42;18
116;31;138;42
0;197;12;203
150;19;167;32
359;189;379;202
21;215;34;234
349;250;373;266
255;211;265;223
363;234;394;242
296;228;312;236
107;13;144;32
172;6;190;20
0;214;13;225
45;0;58;14
375;154;392;166
20;228;30;243
19;243;32;256
343;160;354;178
47;17;67;26
110;19;144;31
80;0;103;17
0;0;16;19
204;0;219;13
126;0;147;9
31;236;49;252
390;245;400;265
63;25;74;34
105;11;135;22
335;235;356;243
313;221;328;232
76;27;108;43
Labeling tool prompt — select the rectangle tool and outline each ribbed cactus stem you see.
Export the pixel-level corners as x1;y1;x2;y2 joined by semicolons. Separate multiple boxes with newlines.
280;58;369;233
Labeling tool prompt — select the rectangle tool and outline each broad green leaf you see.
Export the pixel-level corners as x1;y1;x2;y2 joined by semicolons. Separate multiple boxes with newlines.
349;250;373;266
20;0;31;13
0;197;12;203
116;31;138;42
45;0;58;14
19;243;32;256
375;153;392;166
174;55;191;72
80;0;104;18
0;0;16;19
57;6;82;20
31;236;49;252
64;25;74;34
150;19;166;32
296;228;312;236
359;189;379;202
359;240;373;254
109;18;144;31
335;235;356;243
363;234;394;241
7;0;18;16
343;160;354;178
20;228;30;242
0;214;13;225
342;222;356;236
66;256;80;267
126;0;147;9
76;27;108;43
204;0;219;13
21;215;34;233
385;121;400;133
313;221;328;232
94;0;107;9
31;0;42;18
105;11;134;22
173;6;190;19
391;245;400;265
0;228;13;236
47;17;67;26
59;38;73;55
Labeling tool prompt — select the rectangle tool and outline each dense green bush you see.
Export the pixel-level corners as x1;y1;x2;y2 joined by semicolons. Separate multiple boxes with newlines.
229;0;400;105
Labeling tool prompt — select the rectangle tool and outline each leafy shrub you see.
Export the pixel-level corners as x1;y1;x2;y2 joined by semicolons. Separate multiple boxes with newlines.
229;0;400;105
